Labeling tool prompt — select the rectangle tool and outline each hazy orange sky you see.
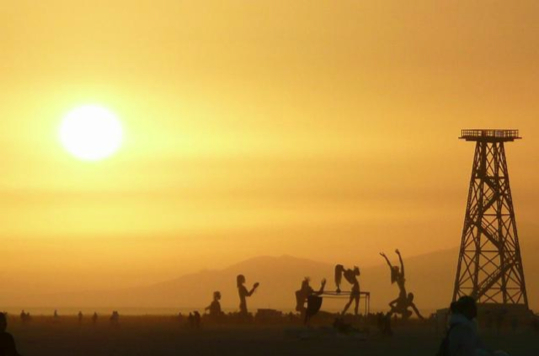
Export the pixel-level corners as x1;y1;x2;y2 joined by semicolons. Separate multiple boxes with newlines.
1;1;538;294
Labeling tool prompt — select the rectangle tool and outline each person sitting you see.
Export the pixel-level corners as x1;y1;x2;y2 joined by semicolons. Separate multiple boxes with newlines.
0;312;22;356
443;296;509;356
205;291;224;320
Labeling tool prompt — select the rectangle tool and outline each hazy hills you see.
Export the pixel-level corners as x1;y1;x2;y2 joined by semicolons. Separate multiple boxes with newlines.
0;249;472;312
4;231;538;313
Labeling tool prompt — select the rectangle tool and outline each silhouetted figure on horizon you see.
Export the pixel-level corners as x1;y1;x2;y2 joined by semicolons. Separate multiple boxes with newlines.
295;277;326;322
110;311;119;325
205;291;223;320
78;311;83;323
0;313;22;356
237;274;259;316
193;311;201;328
334;265;361;315
92;312;98;324
377;312;393;337
19;311;30;324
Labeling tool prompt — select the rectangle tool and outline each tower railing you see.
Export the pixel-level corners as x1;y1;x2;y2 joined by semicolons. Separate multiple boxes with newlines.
460;129;521;141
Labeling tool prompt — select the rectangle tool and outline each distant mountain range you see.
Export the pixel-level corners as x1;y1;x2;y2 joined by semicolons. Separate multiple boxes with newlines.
4;230;538;313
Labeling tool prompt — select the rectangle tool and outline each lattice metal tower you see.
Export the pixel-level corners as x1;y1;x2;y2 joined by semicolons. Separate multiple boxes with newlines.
453;129;528;308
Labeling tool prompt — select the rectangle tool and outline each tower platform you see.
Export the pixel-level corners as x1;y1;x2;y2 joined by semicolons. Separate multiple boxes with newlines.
459;129;521;142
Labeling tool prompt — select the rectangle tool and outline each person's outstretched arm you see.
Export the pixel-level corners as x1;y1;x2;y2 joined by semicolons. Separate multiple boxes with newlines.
380;253;393;269
316;278;327;294
396;249;405;277
247;282;259;296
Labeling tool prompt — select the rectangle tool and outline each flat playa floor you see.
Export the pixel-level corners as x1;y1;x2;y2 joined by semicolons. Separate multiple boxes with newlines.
8;317;539;356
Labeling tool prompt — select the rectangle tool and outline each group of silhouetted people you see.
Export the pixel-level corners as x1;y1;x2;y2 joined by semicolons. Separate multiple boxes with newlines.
294;249;423;324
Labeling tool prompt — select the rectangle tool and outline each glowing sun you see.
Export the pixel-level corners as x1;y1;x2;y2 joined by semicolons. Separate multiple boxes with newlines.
60;105;123;161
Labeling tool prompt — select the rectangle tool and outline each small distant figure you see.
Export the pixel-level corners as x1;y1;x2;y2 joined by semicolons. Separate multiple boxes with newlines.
377;312;393;337
205;291;224;320
437;296;510;356
54;309;59;319
187;313;195;328
193;311;201;329
78;311;83;323
92;312;98;324
334;264;361;315
0;312;22;356
110;311;119;324
237;274;259;316
19;310;30;323
295;277;326;322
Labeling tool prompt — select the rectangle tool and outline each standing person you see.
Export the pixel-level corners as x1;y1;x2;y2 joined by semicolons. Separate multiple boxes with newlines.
380;249;407;308
0;313;22;356
237;274;259;316
334;265;361;315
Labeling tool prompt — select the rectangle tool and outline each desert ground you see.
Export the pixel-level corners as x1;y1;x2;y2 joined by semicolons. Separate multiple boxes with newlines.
5;314;539;356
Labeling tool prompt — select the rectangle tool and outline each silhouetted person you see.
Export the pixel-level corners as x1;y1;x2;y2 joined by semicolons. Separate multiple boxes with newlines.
389;292;424;320
110;311;119;324
295;277;326;317
53;310;59;320
334;265;361;315
92;312;98;324
18;311;29;324
0;313;22;356
439;296;509;356
205;291;223;320
187;313;195;328
237;274;259;316
380;249;407;308
193;311;201;328
78;311;83;323
377;312;393;337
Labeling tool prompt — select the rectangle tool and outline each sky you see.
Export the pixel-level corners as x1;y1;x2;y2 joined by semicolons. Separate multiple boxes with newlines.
1;1;538;295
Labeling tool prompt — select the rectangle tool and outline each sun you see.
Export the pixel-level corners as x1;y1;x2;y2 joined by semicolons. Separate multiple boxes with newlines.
60;105;123;161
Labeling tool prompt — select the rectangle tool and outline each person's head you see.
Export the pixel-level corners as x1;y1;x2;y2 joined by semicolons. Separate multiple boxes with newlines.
453;296;477;320
0;313;7;332
301;277;310;289
353;266;360;276
236;274;245;287
213;291;221;301
407;292;415;302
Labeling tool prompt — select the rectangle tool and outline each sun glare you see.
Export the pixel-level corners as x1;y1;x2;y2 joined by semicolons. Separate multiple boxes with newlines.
60;105;123;161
